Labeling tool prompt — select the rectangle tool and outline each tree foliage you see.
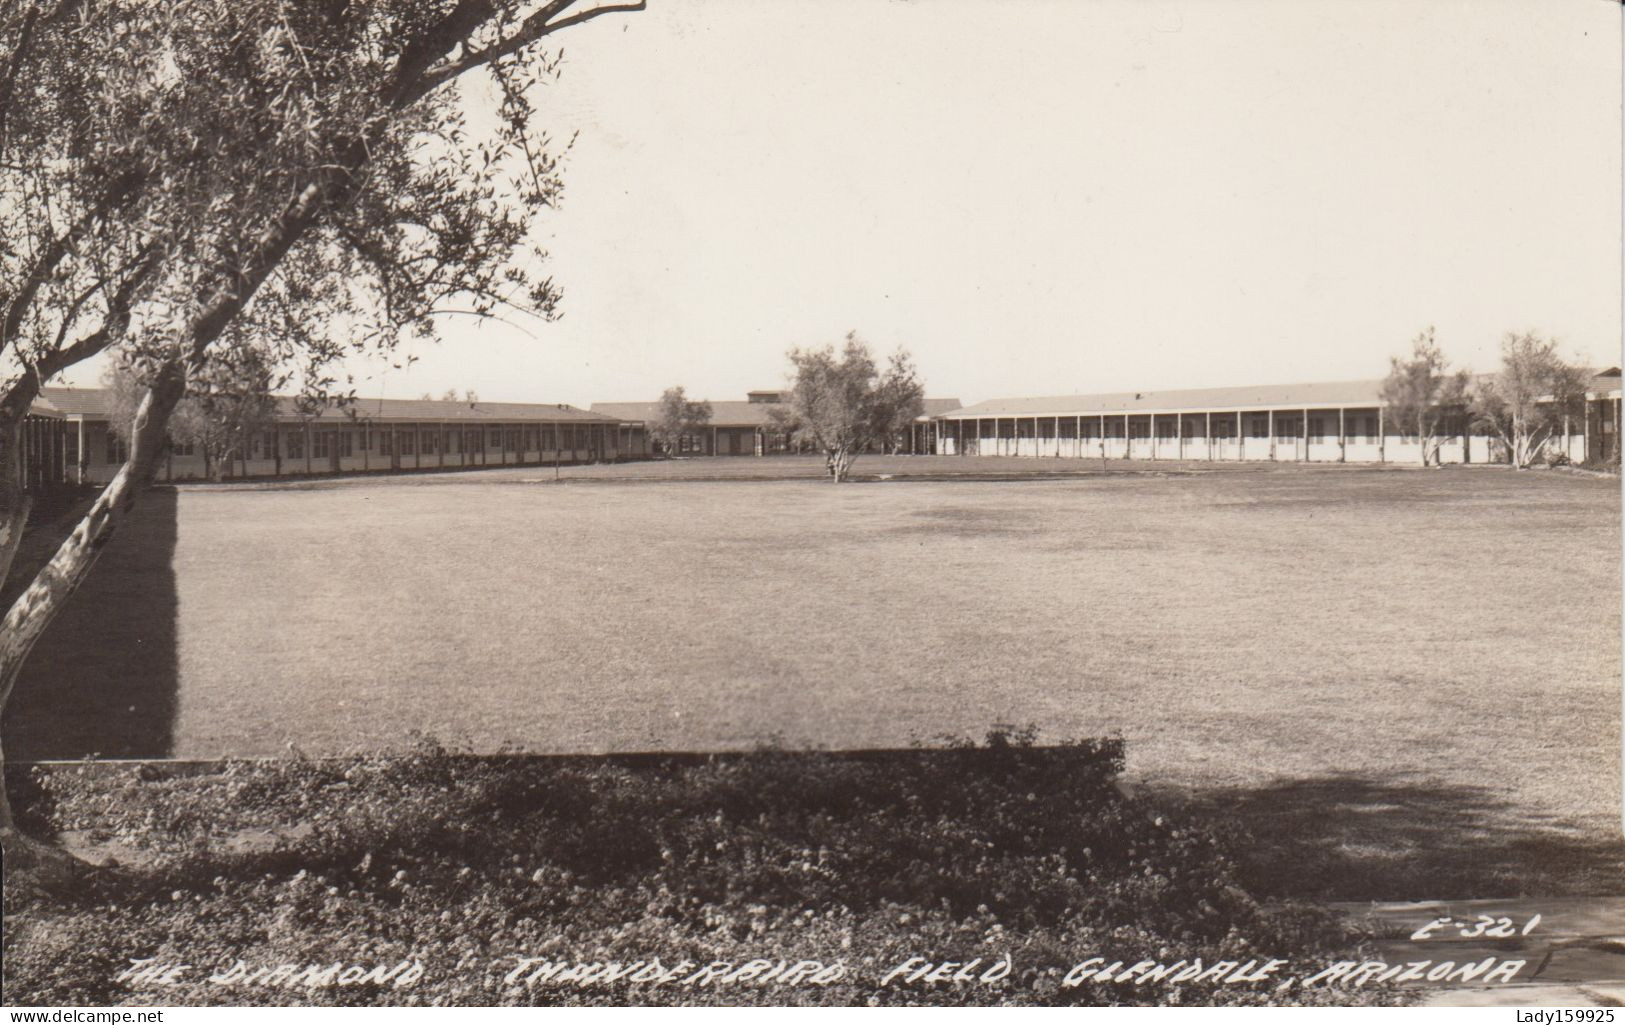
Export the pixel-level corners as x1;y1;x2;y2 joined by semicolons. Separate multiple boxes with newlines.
0;0;645;867
1378;327;1470;467
1470;332;1589;469
650;386;712;456
105;344;283;481
781;333;924;483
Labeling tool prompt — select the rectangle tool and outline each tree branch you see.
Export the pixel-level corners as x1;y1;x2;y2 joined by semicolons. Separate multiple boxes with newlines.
416;1;646;97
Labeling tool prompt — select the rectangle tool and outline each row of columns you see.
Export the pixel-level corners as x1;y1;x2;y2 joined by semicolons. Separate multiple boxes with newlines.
930;408;1394;462
929;398;1622;464
220;419;626;479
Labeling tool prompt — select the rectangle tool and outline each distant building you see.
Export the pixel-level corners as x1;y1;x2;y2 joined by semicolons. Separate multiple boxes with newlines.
593;394;788;457
39;388;639;483
594;393;963;456
927;372;1622;465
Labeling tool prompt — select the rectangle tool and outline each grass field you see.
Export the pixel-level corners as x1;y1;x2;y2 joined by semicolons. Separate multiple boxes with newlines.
4;456;1619;898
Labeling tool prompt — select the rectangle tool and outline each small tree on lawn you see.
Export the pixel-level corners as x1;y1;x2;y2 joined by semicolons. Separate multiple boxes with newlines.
1470;332;1589;469
782;333;924;483
650;386;713;456
1379;327;1470;467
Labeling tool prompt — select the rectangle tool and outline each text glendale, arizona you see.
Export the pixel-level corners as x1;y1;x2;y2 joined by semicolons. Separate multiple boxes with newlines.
116;953;1529;992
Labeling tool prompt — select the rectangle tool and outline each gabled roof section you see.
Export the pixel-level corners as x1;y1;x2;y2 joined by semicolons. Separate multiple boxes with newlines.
595;397;963;427
591;400;785;428
37;386;114;418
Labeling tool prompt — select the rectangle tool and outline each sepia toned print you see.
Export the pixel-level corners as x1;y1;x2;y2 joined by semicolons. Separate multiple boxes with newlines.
1;0;1620;1011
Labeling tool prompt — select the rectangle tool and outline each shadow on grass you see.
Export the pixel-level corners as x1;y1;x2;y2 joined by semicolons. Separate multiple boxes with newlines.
1156;773;1625;902
2;486;178;761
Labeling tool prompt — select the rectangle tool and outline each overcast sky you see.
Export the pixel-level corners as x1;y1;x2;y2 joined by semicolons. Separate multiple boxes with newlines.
67;0;1625;408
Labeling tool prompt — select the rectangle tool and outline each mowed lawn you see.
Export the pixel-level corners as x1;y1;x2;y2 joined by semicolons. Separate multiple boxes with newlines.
6;458;1620;895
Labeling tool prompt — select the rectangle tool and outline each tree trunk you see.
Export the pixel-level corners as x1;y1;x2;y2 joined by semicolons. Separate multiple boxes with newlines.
0;360;187;871
829;448;854;483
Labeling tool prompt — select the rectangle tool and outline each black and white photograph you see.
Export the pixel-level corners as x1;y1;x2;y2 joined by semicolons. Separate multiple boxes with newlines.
1;0;1621;1012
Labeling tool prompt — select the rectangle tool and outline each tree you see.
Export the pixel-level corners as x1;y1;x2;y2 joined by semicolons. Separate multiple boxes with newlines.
109;347;283;481
781;333;924;483
0;0;644;870
649;386;712;456
1470;332;1589;469
1379;328;1470;467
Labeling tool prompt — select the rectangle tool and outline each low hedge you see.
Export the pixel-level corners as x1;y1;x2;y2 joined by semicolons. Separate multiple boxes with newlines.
4;729;1397;1006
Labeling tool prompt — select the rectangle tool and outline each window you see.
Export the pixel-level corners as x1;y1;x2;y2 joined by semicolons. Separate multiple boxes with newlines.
401;431;415;455
287;431;304;459
422;430;436;454
1309;417;1325;442
312;432;329;458
341;432;355;457
105;432;127;463
380;431;393;455
490;429;502;449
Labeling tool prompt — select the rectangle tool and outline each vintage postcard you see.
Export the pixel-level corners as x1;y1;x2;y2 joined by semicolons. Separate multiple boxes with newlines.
1;0;1620;1013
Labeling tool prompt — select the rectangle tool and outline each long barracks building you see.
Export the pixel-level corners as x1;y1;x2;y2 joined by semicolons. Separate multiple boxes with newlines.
40;388;644;484
17;369;1623;485
924;372;1623;465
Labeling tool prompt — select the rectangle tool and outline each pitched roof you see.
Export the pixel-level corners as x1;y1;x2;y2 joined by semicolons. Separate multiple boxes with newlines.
592;400;785;428
942;379;1389;418
330;396;614;423
594;397;963;427
38;387;614;424
943;370;1624;419
37;387;114;418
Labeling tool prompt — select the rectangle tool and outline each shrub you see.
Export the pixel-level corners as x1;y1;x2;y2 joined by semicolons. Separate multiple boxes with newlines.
3;730;1399;1007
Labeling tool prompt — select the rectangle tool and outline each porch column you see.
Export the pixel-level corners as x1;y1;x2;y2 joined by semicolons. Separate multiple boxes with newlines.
712;425;718;456
1239;413;1246;461
1267;409;1275;461
76;419;86;483
1099;414;1105;458
1176;413;1184;459
1302;407;1309;462
1338;408;1346;463
1149;413;1156;460
1205;411;1212;461
1582;403;1591;463
305;422;313;474
1378;408;1385;464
